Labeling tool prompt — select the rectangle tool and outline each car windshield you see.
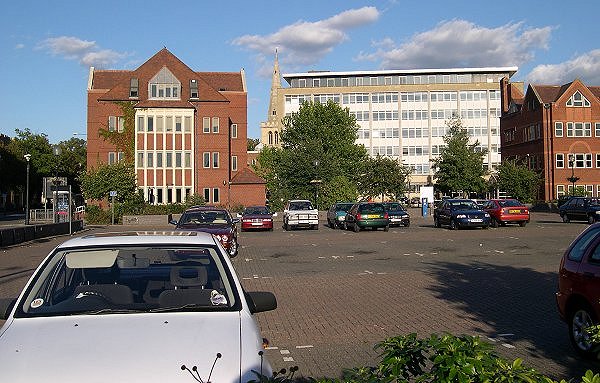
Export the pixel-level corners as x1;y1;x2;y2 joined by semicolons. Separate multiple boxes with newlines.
18;245;237;317
180;211;230;225
449;201;478;210
359;204;384;213
384;203;404;211
244;206;270;215
498;199;523;207
590;199;600;206
289;201;313;210
335;204;353;212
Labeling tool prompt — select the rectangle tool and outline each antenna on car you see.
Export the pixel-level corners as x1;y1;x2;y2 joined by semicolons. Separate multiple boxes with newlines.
180;353;222;383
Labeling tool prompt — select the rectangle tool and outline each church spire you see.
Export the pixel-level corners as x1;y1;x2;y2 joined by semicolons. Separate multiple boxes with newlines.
266;49;281;123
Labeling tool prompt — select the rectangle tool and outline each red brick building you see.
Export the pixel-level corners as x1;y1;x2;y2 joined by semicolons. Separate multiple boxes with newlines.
500;78;600;201
87;48;265;207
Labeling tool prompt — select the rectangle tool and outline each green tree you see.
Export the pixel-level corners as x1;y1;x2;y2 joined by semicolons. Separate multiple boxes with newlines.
495;160;541;203
55;137;87;195
247;137;260;151
258;100;368;210
358;155;411;201
432;117;487;197
79;161;138;203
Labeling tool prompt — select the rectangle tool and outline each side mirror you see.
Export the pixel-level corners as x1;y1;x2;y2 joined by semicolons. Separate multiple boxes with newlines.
169;219;178;225
0;298;17;320
246;291;277;314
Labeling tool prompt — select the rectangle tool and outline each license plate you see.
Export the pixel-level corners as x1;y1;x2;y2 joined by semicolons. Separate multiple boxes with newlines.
367;214;381;219
470;218;483;223
251;222;263;226
509;209;520;214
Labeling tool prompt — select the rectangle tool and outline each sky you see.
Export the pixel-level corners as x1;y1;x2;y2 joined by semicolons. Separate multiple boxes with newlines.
1;0;599;144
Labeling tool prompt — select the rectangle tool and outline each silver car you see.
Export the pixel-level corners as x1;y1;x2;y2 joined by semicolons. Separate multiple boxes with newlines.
0;231;276;382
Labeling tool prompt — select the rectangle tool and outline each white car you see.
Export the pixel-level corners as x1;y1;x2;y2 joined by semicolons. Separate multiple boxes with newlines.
283;199;319;230
0;231;276;382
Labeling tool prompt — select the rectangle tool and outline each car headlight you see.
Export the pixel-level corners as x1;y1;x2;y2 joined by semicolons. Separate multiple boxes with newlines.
456;214;466;218
338;216;345;221
596;211;600;215
484;213;490;217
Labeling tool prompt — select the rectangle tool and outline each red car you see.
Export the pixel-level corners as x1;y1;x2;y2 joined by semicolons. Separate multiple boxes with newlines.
482;199;530;227
556;223;600;357
239;206;275;231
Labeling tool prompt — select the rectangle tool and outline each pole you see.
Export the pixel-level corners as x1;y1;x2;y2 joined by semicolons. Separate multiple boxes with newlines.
68;185;72;235
111;195;115;225
25;159;30;225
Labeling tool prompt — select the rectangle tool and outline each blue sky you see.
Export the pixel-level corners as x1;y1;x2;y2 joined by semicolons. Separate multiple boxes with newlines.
1;0;599;144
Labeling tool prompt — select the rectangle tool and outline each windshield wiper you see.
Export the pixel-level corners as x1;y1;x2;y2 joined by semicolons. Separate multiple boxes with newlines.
150;303;222;313
83;308;146;315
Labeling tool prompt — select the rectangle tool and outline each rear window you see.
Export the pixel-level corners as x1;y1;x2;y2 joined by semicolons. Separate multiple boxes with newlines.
384;203;403;211
359;204;384;213
336;204;353;212
498;199;523;208
568;226;600;262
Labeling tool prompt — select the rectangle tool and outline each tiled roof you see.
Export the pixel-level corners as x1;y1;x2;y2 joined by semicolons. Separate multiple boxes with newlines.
230;168;266;185
589;87;600;99
198;72;244;92
530;84;565;103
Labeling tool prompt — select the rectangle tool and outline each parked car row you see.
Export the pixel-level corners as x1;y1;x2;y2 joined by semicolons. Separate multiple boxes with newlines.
433;198;531;230
327;201;411;232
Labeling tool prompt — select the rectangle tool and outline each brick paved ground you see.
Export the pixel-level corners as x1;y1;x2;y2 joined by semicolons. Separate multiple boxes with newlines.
1;215;598;380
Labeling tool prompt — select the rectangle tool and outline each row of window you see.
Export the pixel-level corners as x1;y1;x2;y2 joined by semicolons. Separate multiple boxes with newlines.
137;115;191;133
143;187;221;205
135;151;238;171
555;122;600;138
288;73;508;88
557;185;600;198
556;153;600;169
286;91;502;106
267;131;279;145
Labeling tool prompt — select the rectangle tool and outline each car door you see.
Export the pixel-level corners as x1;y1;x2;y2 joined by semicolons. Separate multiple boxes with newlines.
563;198;577;220
577;235;600;318
438;202;451;225
575;198;587;221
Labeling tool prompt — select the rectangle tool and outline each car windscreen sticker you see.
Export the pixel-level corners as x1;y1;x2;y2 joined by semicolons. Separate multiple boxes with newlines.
30;298;44;309
210;290;227;305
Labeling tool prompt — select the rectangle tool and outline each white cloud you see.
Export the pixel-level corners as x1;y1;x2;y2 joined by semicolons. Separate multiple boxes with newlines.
527;49;600;85
15;43;25;49
38;36;127;68
357;19;552;69
233;6;379;76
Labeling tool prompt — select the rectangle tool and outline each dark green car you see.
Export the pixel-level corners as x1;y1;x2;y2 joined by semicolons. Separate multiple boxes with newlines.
344;202;390;232
327;202;354;229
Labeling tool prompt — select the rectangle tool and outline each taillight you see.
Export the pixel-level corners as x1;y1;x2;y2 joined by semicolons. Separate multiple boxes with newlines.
356;213;362;220
384;212;389;219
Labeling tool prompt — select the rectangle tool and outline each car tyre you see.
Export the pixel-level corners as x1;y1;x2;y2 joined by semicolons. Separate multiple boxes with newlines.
569;304;597;358
588;215;596;225
434;217;441;228
384;224;390;232
283;222;289;231
519;221;527;227
404;222;410;228
229;240;239;258
491;219;499;228
450;219;458;230
561;214;570;223
353;223;360;233
313;224;319;230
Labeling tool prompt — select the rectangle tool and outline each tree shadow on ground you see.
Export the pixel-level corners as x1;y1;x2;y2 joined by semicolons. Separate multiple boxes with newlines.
424;260;598;380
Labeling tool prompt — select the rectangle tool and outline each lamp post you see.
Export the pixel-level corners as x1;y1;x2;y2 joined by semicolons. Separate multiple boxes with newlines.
312;159;320;210
52;146;62;223
24;154;31;225
567;154;580;196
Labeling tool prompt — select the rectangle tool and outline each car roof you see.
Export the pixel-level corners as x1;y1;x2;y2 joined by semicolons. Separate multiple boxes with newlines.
185;205;228;212
56;231;217;249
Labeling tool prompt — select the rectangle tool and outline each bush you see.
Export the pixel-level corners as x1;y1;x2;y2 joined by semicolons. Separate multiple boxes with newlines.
85;205;113;225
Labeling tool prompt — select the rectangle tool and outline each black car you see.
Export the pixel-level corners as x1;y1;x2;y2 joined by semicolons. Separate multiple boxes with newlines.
434;199;491;230
169;206;239;257
559;197;600;224
382;202;410;227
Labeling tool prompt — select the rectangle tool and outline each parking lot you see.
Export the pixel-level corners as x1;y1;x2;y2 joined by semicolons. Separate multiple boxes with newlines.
0;210;598;380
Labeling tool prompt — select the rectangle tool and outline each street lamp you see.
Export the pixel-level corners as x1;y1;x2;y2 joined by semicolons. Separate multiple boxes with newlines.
24;154;31;225
52;146;62;223
567;154;580;196
312;159;320;210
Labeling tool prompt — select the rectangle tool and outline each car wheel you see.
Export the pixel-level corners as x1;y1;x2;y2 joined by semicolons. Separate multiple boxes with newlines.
342;222;348;230
491;219;499;228
329;220;336;229
561;214;570;223
229;241;238;258
353;223;360;233
283;222;289;231
450;219;458;230
588;215;596;225
434;217;441;228
313;224;319;230
519;221;527;227
569;305;597;358
404;222;410;228
384;225;389;232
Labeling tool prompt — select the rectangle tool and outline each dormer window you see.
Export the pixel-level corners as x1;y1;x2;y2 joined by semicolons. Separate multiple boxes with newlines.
566;91;590;107
190;79;199;99
149;67;181;100
130;78;139;98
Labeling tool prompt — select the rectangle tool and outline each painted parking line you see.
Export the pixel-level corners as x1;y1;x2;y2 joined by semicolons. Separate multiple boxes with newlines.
295;345;313;349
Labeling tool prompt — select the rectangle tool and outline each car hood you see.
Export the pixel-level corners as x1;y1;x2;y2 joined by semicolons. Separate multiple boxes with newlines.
176;225;232;235
0;312;258;382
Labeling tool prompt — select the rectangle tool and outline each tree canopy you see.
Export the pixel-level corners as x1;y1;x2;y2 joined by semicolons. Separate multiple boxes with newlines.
431;116;487;197
359;155;411;201
495;160;541;203
79;161;137;203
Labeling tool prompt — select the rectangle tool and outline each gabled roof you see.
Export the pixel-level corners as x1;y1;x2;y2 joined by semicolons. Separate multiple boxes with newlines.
529;83;570;104
230;168;266;185
90;48;242;103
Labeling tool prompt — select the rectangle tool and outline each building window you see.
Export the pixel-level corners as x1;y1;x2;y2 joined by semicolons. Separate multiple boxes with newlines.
176;188;182;203
268;131;273;145
557;185;565;198
596;123;600;137
190;79;199;99
147;152;153;167
184;152;191;168
137;153;144;168
555;122;563;137
566;91;591;107
597;154;600;168
175;152;182;168
166;152;173;167
556;153;564;168
157;153;163;167
275;131;279;145
118;152;124;162
566;122;591;137
108;152;116;164
166;116;173;132
156;116;163;132
147;116;154;132
212;117;219;133
212;152;219;168
148;67;181;100
184;116;191;132
203;152;210;168
175;117;182;132
586;185;594;197
203;188;210;203
571;153;593;168
157;189;163;204
213;188;220;204
232;155;238;171
203;117;210;133
130;78;138;98
137;116;144;132
231;123;238;138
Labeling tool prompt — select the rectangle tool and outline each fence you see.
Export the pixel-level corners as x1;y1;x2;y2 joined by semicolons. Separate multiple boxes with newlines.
0;220;84;247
